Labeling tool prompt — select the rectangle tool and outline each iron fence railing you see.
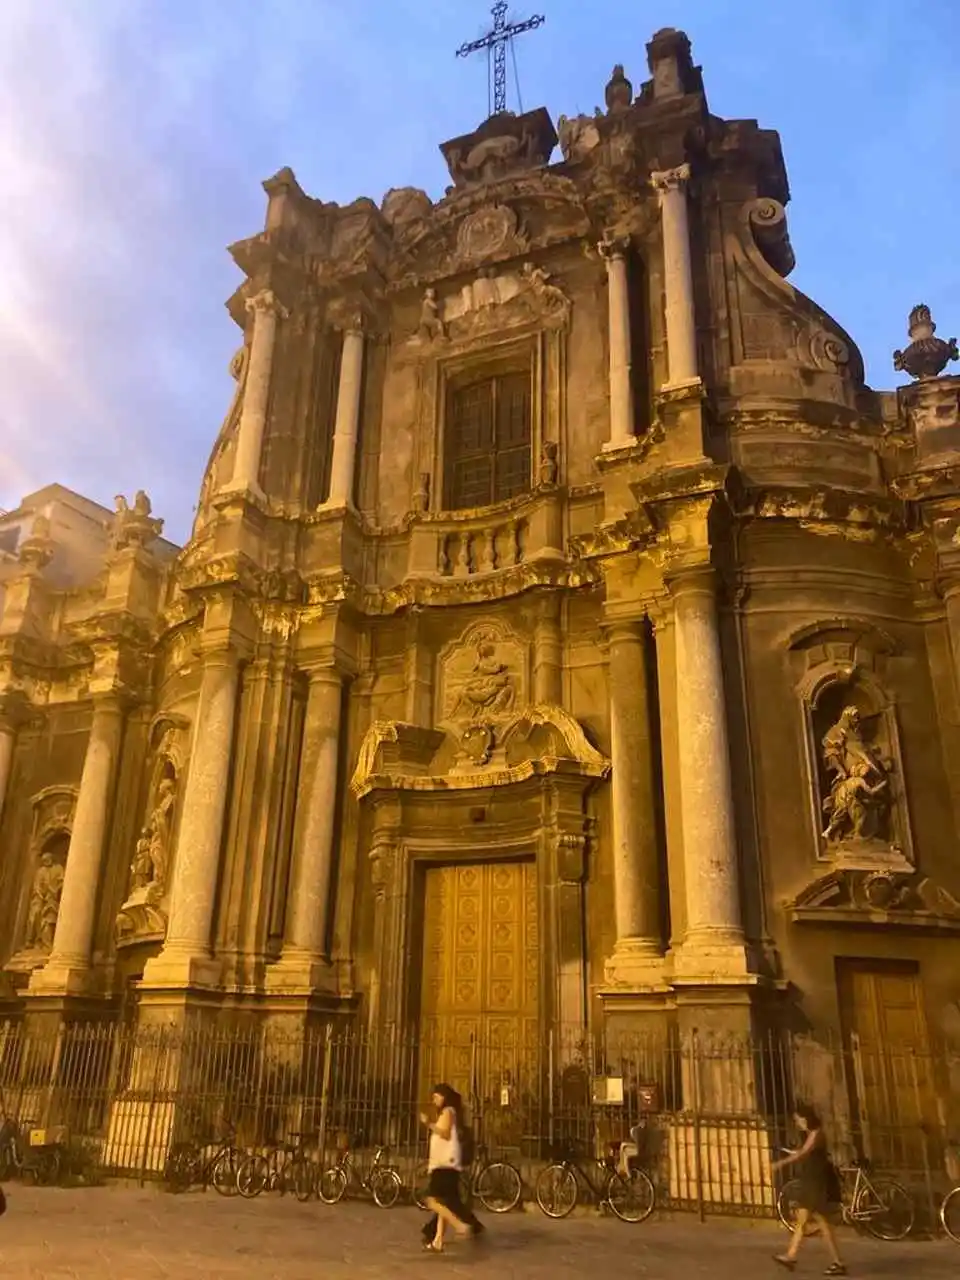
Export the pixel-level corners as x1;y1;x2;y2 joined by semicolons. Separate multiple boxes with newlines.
0;1019;956;1221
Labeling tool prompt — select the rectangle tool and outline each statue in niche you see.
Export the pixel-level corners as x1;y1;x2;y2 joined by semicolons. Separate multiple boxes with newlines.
451;639;516;722
820;705;891;843
24;852;65;951
418;287;445;341
128;774;176;897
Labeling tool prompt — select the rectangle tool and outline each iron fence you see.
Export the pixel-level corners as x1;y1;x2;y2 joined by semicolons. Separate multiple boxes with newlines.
0;1019;957;1221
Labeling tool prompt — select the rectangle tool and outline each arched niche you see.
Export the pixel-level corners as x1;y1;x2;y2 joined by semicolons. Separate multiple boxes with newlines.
788;621;912;872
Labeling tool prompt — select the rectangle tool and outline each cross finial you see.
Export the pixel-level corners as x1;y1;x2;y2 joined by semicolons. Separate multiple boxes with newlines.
456;2;546;118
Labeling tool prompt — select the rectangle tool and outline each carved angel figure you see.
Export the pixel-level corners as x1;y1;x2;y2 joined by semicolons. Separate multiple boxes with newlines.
820;705;890;842
24;852;65;950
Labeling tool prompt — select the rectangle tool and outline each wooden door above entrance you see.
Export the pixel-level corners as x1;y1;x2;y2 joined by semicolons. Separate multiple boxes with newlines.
419;861;539;1127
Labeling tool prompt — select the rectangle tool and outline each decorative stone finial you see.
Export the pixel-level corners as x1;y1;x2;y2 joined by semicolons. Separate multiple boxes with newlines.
893;304;959;380
605;65;633;114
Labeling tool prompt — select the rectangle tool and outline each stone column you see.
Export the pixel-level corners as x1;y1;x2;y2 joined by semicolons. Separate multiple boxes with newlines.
603;620;663;983
600;239;636;450
270;668;344;989
670;569;747;977
0;716;14;828
325;326;365;508
944;584;960;701
30;695;124;993
141;650;241;988
228;288;289;499
533;596;563;705
651;164;700;390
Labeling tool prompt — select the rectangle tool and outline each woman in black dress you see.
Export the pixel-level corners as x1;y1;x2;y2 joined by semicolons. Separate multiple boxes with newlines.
771;1103;846;1275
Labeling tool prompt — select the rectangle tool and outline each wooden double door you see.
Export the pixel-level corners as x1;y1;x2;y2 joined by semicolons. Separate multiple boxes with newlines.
837;960;938;1168
419;861;540;1113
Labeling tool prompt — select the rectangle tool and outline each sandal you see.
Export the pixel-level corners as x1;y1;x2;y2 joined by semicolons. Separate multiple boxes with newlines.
773;1257;797;1271
823;1266;847;1276
422;1241;443;1253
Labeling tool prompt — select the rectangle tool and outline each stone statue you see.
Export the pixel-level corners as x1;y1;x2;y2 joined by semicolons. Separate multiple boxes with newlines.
24;852;65;951
414;472;431;513
109;490;164;552
452;640;516;721
820;705;890;842
418;288;445;341
129;775;176;896
539;440;559;487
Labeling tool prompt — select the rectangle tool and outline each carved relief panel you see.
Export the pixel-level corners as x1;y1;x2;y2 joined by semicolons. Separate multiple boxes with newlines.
435;621;530;769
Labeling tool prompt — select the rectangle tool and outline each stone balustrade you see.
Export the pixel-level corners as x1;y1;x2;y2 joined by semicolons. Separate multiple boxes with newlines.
405;491;562;581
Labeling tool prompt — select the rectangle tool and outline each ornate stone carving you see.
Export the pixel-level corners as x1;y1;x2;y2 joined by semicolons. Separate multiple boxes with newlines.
456;204;527;265
894;304;958;381
790;868;960;932
410;262;570;349
819;705;891;844
413;472;431;513
557;114;600;163
381;186;433;226
744;197;796;278
17;513;55;570
604;64;634;114
23;852;65;952
437;622;527;768
539;440;559;487
440;107;558;188
109;491;164;552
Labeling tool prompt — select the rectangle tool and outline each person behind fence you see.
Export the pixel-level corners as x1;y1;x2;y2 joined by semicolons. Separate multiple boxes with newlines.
771;1103;846;1276
419;1083;483;1252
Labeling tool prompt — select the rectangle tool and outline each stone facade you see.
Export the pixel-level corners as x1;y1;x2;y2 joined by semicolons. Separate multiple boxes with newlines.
2;29;960;1109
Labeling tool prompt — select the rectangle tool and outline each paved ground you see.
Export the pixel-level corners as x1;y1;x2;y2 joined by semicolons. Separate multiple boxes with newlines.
0;1184;956;1279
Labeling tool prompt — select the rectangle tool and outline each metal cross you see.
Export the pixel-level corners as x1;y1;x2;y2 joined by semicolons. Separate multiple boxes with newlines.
456;2;545;118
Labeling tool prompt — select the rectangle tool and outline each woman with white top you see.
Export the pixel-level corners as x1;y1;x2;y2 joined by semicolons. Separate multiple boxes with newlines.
420;1083;473;1253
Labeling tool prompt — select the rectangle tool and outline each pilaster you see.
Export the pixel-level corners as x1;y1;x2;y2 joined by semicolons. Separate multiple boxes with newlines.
224;287;289;501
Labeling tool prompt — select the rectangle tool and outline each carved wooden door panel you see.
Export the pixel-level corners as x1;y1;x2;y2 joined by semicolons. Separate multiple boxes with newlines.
837;960;936;1169
420;861;539;1124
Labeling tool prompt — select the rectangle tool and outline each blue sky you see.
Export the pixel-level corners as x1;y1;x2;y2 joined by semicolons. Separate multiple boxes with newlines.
1;1;956;544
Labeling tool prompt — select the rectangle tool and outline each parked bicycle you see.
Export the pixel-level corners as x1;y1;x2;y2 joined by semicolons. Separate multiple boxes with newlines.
164;1123;242;1196
414;1142;523;1214
0;1112;63;1186
536;1139;656;1223
236;1132;315;1202
777;1156;914;1241
318;1138;402;1208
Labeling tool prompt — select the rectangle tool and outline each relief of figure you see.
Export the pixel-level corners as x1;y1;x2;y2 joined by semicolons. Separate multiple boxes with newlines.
452;640;516;721
24;852;65;951
128;774;176;897
539;440;559;487
418;287;445;341
820;705;890;843
521;262;569;316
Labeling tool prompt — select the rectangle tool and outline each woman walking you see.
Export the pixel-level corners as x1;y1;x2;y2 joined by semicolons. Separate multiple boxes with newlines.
772;1103;846;1275
419;1083;479;1253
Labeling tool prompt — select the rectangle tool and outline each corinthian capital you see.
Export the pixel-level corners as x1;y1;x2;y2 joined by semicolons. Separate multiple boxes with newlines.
245;289;289;321
650;163;692;195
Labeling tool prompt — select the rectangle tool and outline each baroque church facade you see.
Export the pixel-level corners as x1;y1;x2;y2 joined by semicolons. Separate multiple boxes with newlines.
2;28;960;1114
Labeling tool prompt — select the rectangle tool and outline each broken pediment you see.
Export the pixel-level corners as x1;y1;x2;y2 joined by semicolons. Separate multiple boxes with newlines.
788;869;960;933
350;703;609;798
440;107;558;189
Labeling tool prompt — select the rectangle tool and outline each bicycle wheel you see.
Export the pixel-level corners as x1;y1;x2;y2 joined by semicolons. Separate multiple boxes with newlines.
211;1148;240;1197
607;1168;656;1224
940;1184;960;1244
857;1178;914;1241
776;1179;804;1231
164;1143;198;1193
290;1157;316;1203
236;1153;268;1199
535;1164;577;1218
372;1168;402;1209
318;1165;348;1205
475;1161;522;1213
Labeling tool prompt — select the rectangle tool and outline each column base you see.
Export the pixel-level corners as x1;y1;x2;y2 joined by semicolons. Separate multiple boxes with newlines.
600;938;670;992
217;479;267;506
27;960;92;998
672;932;753;985
315;498;358;516
139;949;221;992
265;951;337;997
658;375;702;395
600;435;639;454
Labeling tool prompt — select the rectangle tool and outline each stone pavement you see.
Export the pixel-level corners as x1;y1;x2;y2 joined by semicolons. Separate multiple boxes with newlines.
0;1184;956;1279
